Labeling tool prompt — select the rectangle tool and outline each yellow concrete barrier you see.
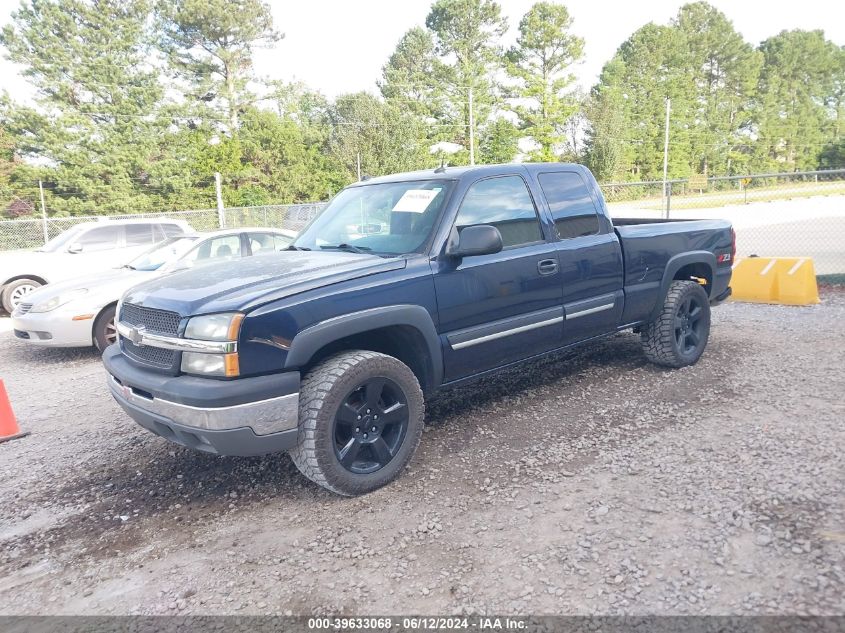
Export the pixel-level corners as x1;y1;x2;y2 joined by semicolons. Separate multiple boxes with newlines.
730;257;820;305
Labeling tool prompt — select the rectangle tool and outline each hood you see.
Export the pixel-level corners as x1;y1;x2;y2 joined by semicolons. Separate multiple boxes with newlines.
22;268;158;308
122;251;407;316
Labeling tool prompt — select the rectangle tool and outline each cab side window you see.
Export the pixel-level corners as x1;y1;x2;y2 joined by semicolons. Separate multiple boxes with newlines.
454;176;542;249
248;232;285;254
538;172;601;240
185;235;242;262
76;226;122;252
125;223;157;246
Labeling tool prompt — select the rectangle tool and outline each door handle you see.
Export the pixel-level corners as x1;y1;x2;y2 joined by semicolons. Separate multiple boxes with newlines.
537;258;558;276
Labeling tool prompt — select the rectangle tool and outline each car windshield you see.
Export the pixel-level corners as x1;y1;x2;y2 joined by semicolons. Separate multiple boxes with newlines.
293;179;453;256
36;225;87;252
125;236;199;271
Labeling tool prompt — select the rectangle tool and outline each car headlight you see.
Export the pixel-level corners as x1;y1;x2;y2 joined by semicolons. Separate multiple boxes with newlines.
30;288;89;313
184;312;243;341
181;312;243;377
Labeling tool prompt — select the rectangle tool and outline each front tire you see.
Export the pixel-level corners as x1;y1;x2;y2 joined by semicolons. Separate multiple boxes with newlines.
641;280;711;368
2;278;42;313
289;350;424;496
93;304;118;351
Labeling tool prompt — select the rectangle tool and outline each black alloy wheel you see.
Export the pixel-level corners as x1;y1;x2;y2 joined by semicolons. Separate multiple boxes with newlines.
333;377;409;474
674;293;705;355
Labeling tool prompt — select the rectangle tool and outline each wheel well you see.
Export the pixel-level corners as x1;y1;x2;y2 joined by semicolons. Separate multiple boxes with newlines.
673;263;712;296
301;325;435;394
2;274;48;288
92;301;118;337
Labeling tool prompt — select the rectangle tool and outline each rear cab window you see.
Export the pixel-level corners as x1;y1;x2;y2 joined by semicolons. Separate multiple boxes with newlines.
538;172;601;240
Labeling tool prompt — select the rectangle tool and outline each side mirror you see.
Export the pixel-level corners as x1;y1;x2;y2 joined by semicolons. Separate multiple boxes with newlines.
67;242;83;254
446;225;503;259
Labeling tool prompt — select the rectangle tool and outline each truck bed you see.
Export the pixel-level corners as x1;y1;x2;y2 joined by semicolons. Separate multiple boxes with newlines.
612;218;733;325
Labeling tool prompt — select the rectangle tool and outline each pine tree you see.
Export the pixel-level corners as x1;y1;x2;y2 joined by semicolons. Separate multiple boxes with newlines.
425;0;508;163
155;0;282;130
506;2;584;162
753;30;842;171
1;0;168;214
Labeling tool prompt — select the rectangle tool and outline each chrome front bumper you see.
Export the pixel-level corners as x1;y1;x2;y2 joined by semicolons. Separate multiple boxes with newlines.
107;374;298;436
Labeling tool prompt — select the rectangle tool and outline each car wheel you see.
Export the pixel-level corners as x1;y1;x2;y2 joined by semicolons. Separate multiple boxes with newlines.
289;350;425;496
93;305;118;352
641;280;711;368
2;278;42;313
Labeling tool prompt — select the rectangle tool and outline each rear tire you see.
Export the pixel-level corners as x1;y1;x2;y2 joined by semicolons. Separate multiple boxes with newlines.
289;350;424;496
93;305;118;351
641;280;711;368
2;278;42;313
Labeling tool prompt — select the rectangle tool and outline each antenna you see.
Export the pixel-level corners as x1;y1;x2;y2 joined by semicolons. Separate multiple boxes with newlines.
434;156;447;174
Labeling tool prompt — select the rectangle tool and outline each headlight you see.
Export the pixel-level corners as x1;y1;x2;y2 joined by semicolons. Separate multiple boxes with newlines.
181;352;240;377
181;312;243;377
30;288;89;313
184;312;243;341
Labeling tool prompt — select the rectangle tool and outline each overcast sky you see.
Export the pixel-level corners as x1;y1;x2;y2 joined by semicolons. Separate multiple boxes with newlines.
1;0;844;102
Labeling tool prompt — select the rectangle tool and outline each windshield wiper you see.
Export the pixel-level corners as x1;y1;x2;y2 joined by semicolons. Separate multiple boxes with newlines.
122;264;137;270
319;243;372;254
285;244;311;251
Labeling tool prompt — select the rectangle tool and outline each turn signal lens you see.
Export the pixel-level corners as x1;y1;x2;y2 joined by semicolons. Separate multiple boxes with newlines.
181;352;240;377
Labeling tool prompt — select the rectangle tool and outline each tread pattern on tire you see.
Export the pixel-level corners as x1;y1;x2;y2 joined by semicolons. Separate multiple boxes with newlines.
289;350;424;496
640;280;710;368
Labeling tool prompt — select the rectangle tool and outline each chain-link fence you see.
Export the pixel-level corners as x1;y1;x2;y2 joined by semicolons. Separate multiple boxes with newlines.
602;169;845;275
0;203;328;253
2;169;844;275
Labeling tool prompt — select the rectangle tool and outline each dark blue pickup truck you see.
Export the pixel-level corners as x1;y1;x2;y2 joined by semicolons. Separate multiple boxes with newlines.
103;163;733;495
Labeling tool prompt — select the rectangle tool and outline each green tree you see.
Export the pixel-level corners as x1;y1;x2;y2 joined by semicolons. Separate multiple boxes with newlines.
380;27;446;121
478;117;519;163
156;0;281;130
426;0;508;162
753;30;842;171
506;2;584;161
328;93;432;180
673;2;762;175
585;22;694;180
1;0;171;215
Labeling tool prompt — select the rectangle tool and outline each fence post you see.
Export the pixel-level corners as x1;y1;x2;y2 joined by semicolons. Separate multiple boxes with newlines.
214;172;225;228
666;184;672;219
38;180;48;245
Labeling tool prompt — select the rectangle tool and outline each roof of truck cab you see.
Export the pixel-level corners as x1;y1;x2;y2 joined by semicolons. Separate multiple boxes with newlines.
348;162;590;187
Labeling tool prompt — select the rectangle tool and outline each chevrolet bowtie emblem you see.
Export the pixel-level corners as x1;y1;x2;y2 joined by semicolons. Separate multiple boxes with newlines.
128;325;146;346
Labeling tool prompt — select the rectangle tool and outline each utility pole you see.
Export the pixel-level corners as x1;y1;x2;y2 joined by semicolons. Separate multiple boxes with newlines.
214;172;225;228
356;152;361;181
38;180;48;245
662;97;671;219
468;86;475;166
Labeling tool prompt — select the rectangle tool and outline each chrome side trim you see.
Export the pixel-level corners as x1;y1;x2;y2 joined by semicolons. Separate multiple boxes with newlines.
566;303;615;320
108;375;298;435
451;316;564;350
116;321;237;354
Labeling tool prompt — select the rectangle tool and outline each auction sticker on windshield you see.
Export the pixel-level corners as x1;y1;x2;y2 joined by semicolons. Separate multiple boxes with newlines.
392;189;440;213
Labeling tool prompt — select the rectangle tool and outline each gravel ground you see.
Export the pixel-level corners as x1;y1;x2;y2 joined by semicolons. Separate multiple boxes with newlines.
0;292;843;616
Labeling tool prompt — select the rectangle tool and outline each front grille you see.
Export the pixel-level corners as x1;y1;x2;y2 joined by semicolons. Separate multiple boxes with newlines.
119;303;182;370
120;303;181;335
122;339;176;369
16;303;32;315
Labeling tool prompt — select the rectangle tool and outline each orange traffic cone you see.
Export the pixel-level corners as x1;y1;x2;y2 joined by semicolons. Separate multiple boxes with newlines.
0;379;29;444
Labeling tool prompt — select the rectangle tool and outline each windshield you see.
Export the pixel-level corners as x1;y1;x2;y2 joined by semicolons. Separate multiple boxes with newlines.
293;179;453;256
126;236;199;271
36;225;87;253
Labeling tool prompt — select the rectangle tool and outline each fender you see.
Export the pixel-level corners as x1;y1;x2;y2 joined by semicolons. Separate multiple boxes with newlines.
647;251;716;322
284;305;443;389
